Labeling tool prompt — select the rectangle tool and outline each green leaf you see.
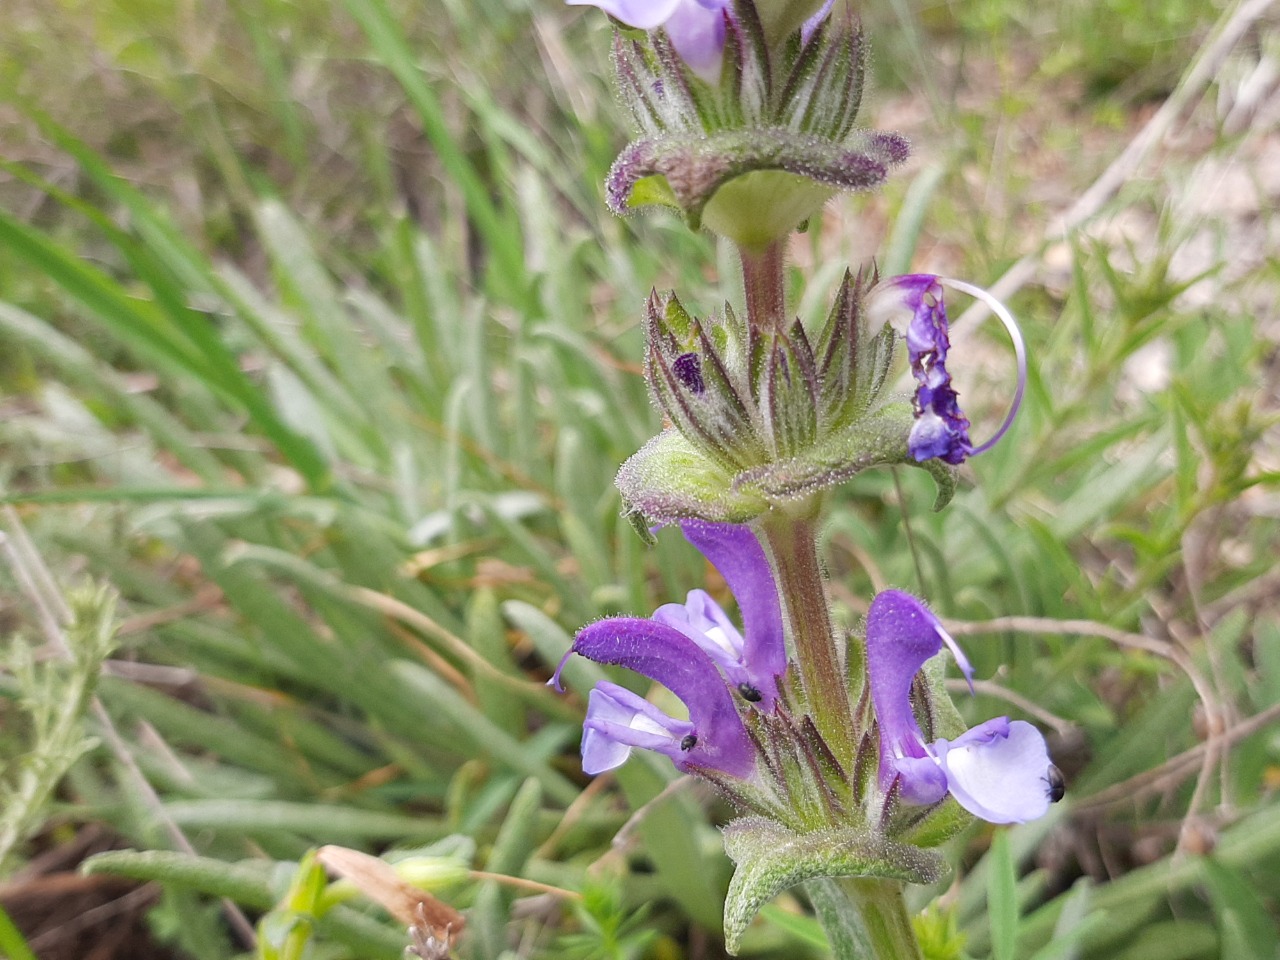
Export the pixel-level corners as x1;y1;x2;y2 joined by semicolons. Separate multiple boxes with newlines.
616;430;768;524
1111;921;1218;960
880;163;948;278
721;816;943;953
470;779;545;958
391;661;580;806
0;904;38;960
1200;860;1274;960
987;830;1018;960
616;759;729;933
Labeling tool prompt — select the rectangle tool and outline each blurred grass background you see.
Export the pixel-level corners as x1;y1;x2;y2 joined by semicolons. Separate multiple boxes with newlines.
0;0;1278;957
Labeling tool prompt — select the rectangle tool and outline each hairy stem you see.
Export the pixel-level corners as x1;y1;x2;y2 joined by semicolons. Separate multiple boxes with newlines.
740;242;787;334
808;878;925;960
759;509;855;764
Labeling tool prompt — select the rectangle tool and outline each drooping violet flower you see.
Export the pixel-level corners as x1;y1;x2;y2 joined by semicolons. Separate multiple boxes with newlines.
552;614;757;777
870;275;1027;466
866;589;1054;824
551;521;784;778
569;0;728;81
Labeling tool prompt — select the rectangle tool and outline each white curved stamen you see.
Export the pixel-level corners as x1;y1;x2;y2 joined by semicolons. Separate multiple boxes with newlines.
935;624;975;695
936;277;1027;456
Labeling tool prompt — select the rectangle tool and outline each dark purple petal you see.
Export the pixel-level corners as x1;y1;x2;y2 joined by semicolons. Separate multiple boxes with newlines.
569;617;756;778
933;718;1053;824
673;352;706;394
891;275;973;465
680;521;786;706
866;590;946;796
582;681;695;775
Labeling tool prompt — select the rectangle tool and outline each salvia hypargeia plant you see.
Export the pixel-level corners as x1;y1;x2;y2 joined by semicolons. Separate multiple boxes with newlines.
552;1;1056;956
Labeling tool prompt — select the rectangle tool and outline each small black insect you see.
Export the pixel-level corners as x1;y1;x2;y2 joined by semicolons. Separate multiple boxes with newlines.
1044;764;1066;803
680;734;698;751
737;683;763;703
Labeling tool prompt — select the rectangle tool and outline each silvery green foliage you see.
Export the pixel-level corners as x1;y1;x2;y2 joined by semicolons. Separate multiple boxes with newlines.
617;272;957;525
0;586;117;871
606;0;908;236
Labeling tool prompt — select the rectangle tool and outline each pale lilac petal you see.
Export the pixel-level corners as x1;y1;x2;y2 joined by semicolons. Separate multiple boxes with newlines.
567;0;685;30
568;617;755;777
933;719;1054;824
663;0;727;81
652;590;752;691
582;682;694;774
800;0;834;44
680;521;785;706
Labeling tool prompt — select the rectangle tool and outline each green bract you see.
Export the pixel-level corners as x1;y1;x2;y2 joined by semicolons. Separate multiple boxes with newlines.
605;0;908;248
722;818;943;952
616;274;958;526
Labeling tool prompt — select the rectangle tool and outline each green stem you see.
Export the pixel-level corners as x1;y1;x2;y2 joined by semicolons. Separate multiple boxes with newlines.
808;878;925;960
759;510;855;763
740;241;787;334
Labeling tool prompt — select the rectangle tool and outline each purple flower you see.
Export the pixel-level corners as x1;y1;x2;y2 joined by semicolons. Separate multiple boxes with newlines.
866;589;1054;824
873;275;1027;466
551;521;785;778
893;275;972;465
800;0;834;45
581;681;696;774
666;521;787;708
569;0;728;81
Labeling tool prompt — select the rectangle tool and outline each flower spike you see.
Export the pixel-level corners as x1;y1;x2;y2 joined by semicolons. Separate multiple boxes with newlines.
865;589;1054;824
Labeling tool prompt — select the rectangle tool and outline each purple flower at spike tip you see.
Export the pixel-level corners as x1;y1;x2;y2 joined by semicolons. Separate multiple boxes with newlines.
892;275;973;466
569;0;728;81
866;589;1055;824
551;521;785;778
873;274;1028;466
